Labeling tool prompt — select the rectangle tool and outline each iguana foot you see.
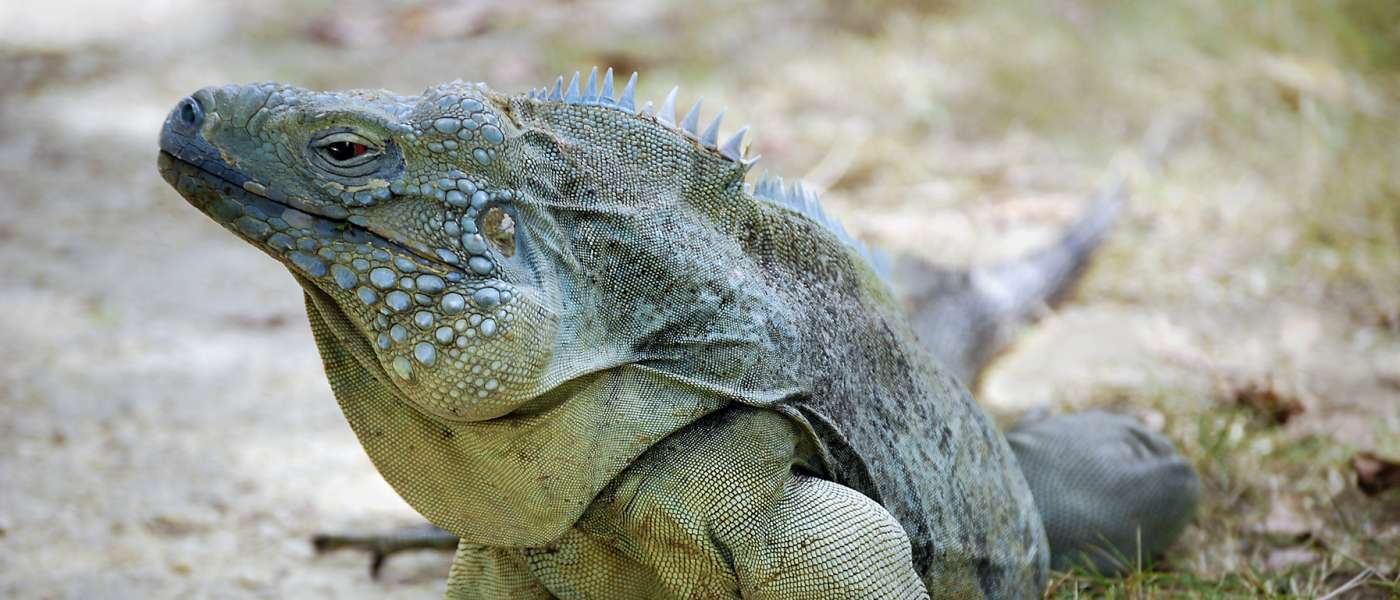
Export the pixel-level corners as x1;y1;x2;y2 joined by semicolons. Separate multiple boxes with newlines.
1006;410;1201;574
312;524;459;578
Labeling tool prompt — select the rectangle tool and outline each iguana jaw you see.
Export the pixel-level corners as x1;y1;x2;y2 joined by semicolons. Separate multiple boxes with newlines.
157;150;443;273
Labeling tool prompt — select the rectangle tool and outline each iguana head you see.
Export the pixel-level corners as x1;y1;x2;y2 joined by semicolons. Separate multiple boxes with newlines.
158;80;560;421
159;71;801;426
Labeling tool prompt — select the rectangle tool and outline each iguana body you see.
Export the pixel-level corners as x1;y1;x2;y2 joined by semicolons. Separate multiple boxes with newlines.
158;70;1197;598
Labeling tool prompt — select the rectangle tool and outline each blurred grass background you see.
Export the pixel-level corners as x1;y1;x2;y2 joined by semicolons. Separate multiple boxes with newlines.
0;0;1396;597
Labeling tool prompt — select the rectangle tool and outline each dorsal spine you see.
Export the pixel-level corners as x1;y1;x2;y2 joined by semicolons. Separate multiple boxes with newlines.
523;67;888;278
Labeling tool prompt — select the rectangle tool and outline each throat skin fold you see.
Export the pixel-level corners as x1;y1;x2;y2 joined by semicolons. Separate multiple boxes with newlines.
304;282;730;545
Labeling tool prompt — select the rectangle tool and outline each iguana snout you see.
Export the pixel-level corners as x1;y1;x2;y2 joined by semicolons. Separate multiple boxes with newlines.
158;82;559;423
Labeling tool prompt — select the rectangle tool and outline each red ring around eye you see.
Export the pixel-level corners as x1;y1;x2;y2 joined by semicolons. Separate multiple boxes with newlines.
352;143;368;156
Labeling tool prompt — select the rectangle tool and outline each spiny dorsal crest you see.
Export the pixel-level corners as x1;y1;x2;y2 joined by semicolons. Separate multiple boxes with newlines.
526;67;755;164
525;67;890;279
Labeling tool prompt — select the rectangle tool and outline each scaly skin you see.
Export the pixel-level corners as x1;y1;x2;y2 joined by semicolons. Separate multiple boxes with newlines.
157;71;1192;598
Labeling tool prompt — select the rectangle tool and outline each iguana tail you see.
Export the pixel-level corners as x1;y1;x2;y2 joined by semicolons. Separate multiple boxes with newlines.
893;172;1127;386
893;131;1200;573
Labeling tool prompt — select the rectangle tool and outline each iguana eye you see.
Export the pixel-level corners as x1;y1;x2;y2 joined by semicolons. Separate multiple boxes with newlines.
309;132;388;177
324;141;368;161
314;134;378;165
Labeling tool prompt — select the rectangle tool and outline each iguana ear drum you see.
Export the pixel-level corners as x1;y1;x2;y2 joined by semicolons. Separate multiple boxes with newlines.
479;205;515;257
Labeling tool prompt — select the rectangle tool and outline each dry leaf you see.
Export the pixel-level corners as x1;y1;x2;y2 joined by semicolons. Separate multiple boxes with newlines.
1222;378;1305;425
1352;452;1400;496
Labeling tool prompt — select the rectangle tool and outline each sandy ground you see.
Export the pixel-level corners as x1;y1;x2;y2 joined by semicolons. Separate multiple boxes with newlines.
1;1;1397;598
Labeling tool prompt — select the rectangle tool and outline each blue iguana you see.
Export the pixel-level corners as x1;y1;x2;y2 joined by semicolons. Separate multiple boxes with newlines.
157;69;1199;598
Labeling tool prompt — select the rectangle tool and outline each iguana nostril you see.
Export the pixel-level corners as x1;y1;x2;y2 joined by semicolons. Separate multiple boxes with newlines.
176;97;203;129
158;94;215;160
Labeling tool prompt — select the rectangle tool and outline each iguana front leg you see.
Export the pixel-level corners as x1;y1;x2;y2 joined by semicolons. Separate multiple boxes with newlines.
450;406;928;599
733;475;928;599
445;542;556;600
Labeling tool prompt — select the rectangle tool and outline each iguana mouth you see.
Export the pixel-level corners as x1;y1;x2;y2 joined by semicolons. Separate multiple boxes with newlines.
157;150;457;276
157;149;331;219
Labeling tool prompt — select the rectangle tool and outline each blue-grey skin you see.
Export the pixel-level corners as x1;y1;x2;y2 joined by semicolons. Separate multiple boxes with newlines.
158;71;1195;598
